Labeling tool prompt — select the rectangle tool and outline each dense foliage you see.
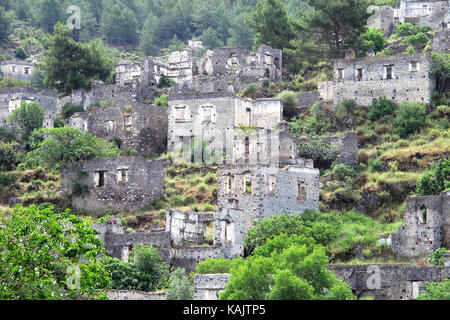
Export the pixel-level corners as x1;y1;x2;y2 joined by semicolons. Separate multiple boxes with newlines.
7;101;45;146
26;127;120;170
0;204;110;299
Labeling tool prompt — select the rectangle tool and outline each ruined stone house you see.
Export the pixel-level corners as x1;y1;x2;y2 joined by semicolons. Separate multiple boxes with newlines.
0;87;58;128
67;103;168;156
0;61;34;81
392;193;450;258
217;164;320;233
61;157;165;212
319;52;436;106
167;92;283;162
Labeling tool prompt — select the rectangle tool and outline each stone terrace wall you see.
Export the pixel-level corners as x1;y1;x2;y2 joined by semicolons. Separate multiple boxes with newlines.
194;274;231;300
171;246;224;273
329;264;450;300
107;290;166;300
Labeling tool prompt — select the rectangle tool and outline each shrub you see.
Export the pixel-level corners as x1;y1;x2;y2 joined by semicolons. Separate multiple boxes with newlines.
402;32;429;45
0;76;30;89
242;83;258;97
278;90;298;119
369;158;382;173
368;97;395;121
61;103;84;119
158;76;175;88
0;173;16;189
297;137;339;168
154;94;168;108
417;158;450;196
360;28;387;54
53;119;66;128
335;99;356;121
203;204;215;212
0;143;18;171
166;268;194;300
196;257;245;274
0;128;14;143
333;164;356;181
404;45;415;54
429;248;447;266
394;102;426;138
396;23;430;37
7;101;45;145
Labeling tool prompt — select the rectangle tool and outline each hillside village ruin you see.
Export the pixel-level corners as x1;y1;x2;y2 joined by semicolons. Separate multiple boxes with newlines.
0;0;449;301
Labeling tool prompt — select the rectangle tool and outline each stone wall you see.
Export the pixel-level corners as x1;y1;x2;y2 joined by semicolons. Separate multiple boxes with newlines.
166;210;214;246
217;164;320;232
172;45;282;94
171;246;224;273
327;132;359;168
193;264;450;300
0;61;34;81
330;53;435;106
107;290;166;300
329;264;450;300
68;103;168;155
194;274;231;300
167;92;282;163
61;157;165;212
392;194;450;258
431;30;450;54
0;87;58;128
396;0;450;30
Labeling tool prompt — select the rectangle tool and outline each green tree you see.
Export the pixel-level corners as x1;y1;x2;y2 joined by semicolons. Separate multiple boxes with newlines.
393;102;426;138
417;158;450;196
26;127;119;170
38;0;63;33
360;28;387;54
7;101;45;145
166;268;194;300
200;27;224;50
278;90;299;119
167;35;185;53
0;204;110;300
220;234;355;300
43;22;113;94
418;279;450;300
0;6;13;42
227;7;255;49
102;2;138;44
297;137;339;168
247;0;295;51
430;52;450;93
139;13;159;56
292;0;370;60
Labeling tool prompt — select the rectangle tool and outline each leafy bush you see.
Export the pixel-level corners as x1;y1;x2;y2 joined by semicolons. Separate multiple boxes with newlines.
430;52;450;93
0;128;14;143
333;164;356;181
158;76;175;88
369;158;382;173
360;28;386;54
396;23;430;37
393;102;426;138
26;127;119;170
368;97;395;121
7;101;45;145
297;137;339;168
242;83;258;97
278;90;298;119
418;279;450;300
0;143;18;171
0;173;16;189
417;158;450;196
61;103;84;119
401;32;429;45
166;268;194;300
0;76;30;89
429;248;447;266
196;257;245;274
53;119;66;128
154;94;168;108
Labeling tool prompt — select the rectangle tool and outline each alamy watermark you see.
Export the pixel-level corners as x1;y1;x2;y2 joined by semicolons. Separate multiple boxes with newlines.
66;5;81;30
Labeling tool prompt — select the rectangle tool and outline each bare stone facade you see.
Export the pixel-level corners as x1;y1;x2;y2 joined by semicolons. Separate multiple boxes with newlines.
217;164;320;233
327;132;359;168
0;61;34;81
167;92;283;161
367;1;450;36
166;210;214;246
194;274;231;300
319;53;436;107
0;87;58;128
67;103;168;156
392;194;450;258
61;157;165;212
